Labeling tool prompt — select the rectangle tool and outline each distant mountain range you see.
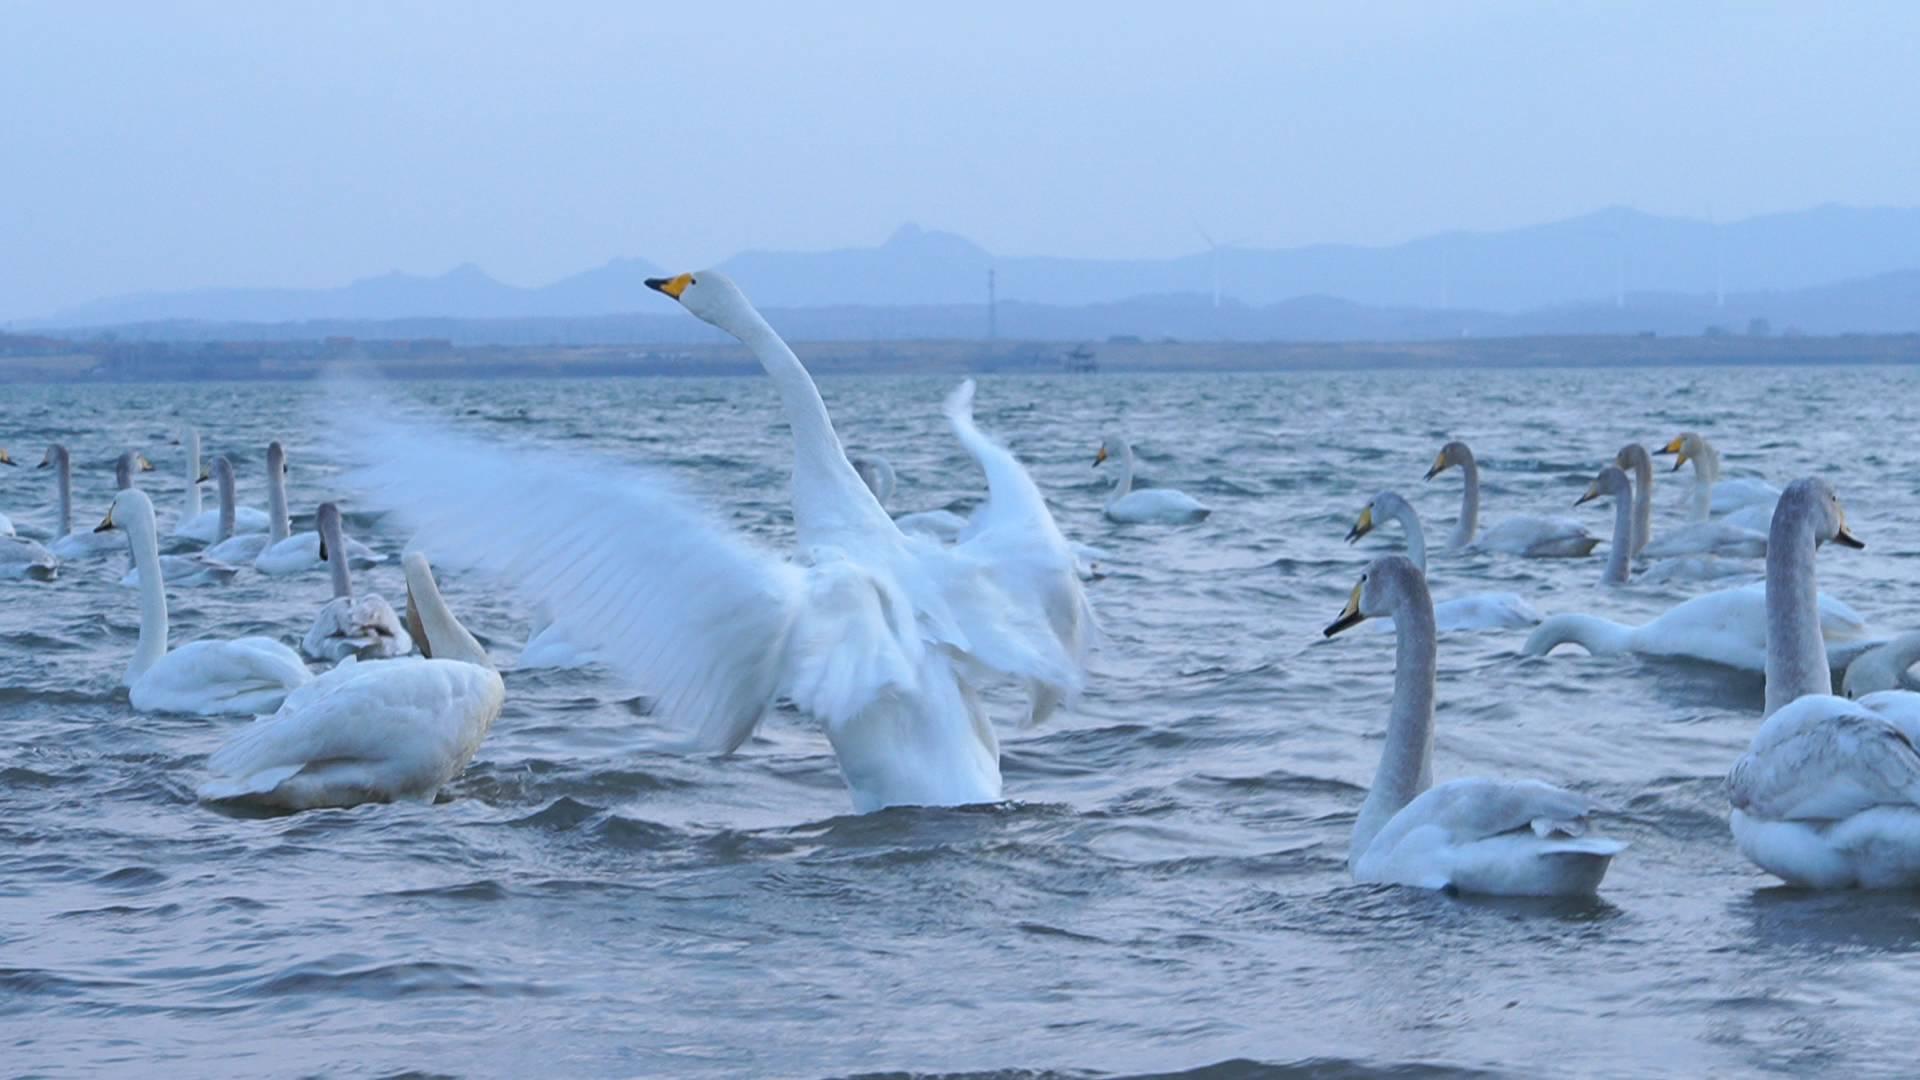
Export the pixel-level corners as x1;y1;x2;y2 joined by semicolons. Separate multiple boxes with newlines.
31;204;1920;342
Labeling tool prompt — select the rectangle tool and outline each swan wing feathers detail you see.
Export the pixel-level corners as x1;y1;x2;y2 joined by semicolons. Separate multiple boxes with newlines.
1376;777;1604;850
1729;694;1920;821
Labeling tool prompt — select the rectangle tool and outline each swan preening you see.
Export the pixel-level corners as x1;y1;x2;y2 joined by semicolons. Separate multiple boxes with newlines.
1344;491;1539;631
201;552;503;810
338;269;1089;813
1325;556;1623;896
98;489;311;716
1724;478;1920;889
1425;441;1598;558
1093;434;1210;524
301;502;414;662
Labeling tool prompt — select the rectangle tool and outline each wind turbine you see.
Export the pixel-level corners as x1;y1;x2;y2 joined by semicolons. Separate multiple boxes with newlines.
1193;221;1252;309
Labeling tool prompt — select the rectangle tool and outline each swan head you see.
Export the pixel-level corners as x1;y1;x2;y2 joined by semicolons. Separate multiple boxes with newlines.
645;270;757;331
95;488;157;538
1425;440;1471;481
1575;465;1631;507
1656;432;1705;472
36;443;66;470
1346;491;1410;544
1614;443;1652;476
1325;555;1424;637
1777;477;1864;550
1092;433;1129;469
212;455;235;487
115;450;153;490
266;441;288;475
0;448;13;467
848;455;896;504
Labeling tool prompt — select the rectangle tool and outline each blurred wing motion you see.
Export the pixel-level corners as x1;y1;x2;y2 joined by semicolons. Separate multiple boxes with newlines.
346;419;806;753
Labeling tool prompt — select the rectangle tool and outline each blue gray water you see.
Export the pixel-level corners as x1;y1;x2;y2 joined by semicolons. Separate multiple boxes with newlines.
5;367;1920;1078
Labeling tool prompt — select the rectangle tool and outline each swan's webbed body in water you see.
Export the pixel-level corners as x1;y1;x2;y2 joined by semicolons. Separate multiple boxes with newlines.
1325;556;1623;896
1725;478;1920;889
1424;440;1597;558
340;270;1091;814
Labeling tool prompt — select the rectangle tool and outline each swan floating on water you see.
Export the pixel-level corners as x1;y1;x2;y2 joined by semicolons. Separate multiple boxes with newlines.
172;427;270;541
342;269;1089;814
301;502;414;662
1424;441;1597;558
850;454;970;541
120;451;242;588
200;552;503;811
1093;433;1210;524
1344;491;1539;631
202;456;272;564
1325;555;1624;896
1842;632;1920;698
1615;442;1766;559
1657;432;1781;524
98;489;311;716
0;535;57;580
40;445;142;560
253;441;380;575
1725;477;1920;888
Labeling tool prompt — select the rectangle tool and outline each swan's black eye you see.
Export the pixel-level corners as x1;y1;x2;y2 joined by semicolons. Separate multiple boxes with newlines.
689;276;698;285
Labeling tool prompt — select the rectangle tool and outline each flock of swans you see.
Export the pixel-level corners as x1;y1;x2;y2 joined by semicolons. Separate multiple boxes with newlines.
6;269;1920;901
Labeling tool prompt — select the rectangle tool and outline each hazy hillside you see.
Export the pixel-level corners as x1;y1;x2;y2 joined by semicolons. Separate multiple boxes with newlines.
38;205;1920;330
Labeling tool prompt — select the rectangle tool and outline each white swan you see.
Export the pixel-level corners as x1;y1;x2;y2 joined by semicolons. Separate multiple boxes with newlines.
1524;578;1872;674
119;451;242;588
1344;491;1539;631
200;552;504;810
1842;632;1920;698
97;489;312;716
172;427;270;541
1725;477;1920;888
1425;441;1597;558
202;455;271;564
1657;432;1781;523
301;502;414;662
850;454;970;541
40;444;141;559
1093;434;1210;524
1324;556;1624;896
1572;465;1640;586
342;270;1088;814
253;441;379;575
0;535;57;580
1616;442;1767;559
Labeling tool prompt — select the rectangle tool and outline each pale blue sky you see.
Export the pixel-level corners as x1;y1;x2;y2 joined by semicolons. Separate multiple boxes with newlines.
4;1;1917;318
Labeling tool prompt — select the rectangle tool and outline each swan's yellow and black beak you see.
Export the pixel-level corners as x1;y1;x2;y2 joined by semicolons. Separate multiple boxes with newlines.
94;507;115;533
0;449;13;467
137;455;154;472
1657;436;1689;471
1324;581;1367;637
645;273;693;300
1575;482;1601;507
1092;445;1109;468
1423;451;1449;481
1835;509;1865;549
1345;505;1374;544
195;465;211;484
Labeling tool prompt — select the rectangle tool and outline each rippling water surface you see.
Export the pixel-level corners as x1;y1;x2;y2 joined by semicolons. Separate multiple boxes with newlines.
7;366;1920;1078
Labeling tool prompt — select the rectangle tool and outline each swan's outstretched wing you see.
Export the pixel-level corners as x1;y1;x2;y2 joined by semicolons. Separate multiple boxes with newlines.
940;380;1095;723
1729;694;1920;821
345;419;810;753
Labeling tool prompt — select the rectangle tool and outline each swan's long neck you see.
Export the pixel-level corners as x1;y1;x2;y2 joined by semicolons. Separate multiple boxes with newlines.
733;316;891;540
406;561;491;669
1447;452;1479;549
1352;578;1437;865
1765;505;1830;716
1523;613;1635;656
183;431;202;518
126;509;169;682
321;513;351;599
1109;442;1136;502
51;450;72;537
267;457;289;542
1628;455;1652;556
1688;445;1718;524
217;467;236;540
1602;489;1633;586
1388;503;1427;573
